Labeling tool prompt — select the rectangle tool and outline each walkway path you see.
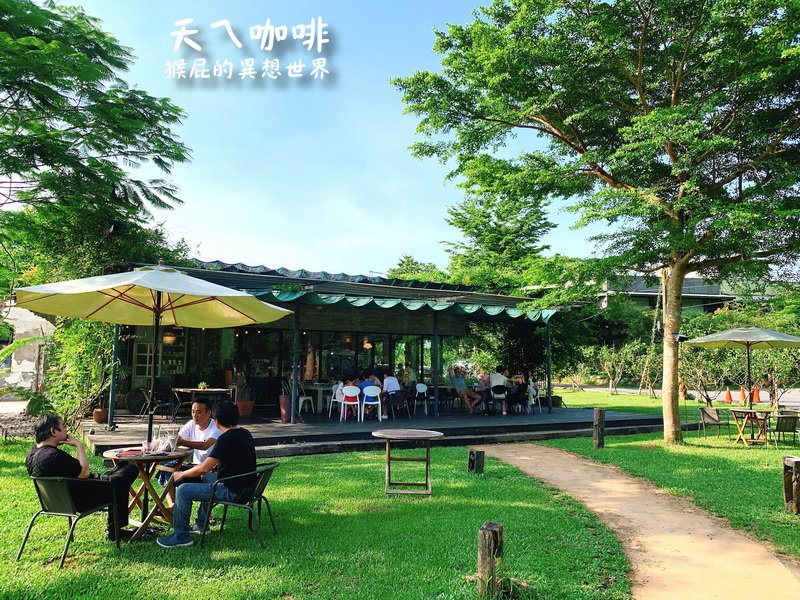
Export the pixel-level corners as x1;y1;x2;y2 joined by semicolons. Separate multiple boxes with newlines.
476;443;800;600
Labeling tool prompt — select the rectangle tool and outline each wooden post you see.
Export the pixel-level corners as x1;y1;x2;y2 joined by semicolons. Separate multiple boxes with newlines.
593;408;606;449
468;450;485;474
784;456;800;514
477;522;503;598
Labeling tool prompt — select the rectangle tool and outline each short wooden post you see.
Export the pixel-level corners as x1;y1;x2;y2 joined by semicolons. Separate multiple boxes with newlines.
477;521;503;598
784;456;800;514
468;450;485;474
593;408;605;449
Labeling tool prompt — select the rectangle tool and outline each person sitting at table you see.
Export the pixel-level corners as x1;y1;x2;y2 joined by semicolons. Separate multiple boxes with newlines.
157;398;222;493
489;366;524;415
25;414;138;542
359;369;384;420
381;368;404;417
157;401;256;548
335;372;360;419
449;366;484;414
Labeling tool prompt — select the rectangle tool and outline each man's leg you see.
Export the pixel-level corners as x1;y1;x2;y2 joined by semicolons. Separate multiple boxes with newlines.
157;480;212;547
102;463;138;535
195;472;239;530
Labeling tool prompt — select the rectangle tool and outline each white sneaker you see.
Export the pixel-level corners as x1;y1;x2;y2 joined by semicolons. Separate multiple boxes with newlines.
380;415;388;420
502;411;507;416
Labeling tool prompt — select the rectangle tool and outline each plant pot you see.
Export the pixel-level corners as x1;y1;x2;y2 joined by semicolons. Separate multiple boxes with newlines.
236;400;255;417
115;393;126;409
279;394;291;423
93;408;109;423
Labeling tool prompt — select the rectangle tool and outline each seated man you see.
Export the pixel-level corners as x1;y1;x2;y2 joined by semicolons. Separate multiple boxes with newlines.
489;366;524;415
449;366;483;414
157;401;256;548
157;398;222;493
25;414;138;541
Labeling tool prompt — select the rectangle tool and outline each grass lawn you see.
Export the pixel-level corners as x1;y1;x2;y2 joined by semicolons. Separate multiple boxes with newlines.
2;439;630;600
557;388;732;422
539;429;800;560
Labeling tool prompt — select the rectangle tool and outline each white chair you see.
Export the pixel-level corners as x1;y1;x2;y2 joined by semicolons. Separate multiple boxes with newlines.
361;385;383;421
327;382;341;419
297;381;315;414
340;385;361;421
413;383;429;415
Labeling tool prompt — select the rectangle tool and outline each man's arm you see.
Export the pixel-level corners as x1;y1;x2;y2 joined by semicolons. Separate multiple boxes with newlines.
177;436;218;451
173;456;219;482
61;435;90;478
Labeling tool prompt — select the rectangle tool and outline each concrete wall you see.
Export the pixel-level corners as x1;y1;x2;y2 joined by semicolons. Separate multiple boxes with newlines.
0;307;54;390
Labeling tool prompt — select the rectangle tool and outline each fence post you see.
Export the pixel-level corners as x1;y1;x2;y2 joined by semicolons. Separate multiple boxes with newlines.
593;408;606;449
784;456;800;514
477;522;503;598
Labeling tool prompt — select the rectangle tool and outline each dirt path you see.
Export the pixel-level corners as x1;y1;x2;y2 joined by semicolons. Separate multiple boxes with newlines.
476;443;800;600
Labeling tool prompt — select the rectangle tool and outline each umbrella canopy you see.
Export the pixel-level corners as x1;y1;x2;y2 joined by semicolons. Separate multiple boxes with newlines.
16;265;292;438
15;265;291;328
684;326;800;407
684;326;800;350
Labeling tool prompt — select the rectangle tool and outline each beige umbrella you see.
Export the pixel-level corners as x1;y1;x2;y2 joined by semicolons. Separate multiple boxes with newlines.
684;326;800;408
16;264;292;438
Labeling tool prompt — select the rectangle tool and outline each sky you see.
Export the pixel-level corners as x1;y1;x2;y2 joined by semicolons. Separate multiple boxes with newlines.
65;0;601;276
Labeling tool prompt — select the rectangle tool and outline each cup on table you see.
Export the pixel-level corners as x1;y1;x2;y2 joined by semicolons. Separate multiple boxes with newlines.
141;440;149;454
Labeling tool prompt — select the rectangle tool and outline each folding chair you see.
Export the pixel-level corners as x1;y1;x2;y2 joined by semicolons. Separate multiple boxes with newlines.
697;406;730;438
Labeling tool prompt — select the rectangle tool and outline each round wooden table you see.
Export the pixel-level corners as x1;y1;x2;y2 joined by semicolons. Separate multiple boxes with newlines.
103;447;192;539
372;429;444;495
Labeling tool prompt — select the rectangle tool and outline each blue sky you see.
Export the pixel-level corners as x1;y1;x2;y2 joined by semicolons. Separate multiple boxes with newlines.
66;0;599;275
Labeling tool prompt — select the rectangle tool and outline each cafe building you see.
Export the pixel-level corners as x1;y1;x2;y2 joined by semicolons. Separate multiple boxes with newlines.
118;260;556;417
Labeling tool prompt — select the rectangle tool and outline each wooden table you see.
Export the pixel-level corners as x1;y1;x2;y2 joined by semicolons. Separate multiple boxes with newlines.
728;408;772;446
172;387;234;420
372;429;443;495
102;447;192;540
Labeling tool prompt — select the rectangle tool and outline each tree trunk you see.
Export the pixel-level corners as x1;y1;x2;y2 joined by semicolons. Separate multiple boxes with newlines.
661;264;686;443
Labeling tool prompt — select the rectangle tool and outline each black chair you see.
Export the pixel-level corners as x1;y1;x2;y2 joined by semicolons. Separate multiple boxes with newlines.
17;477;120;568
199;462;279;549
697;406;730;438
768;414;798;447
387;390;411;420
491;385;508;414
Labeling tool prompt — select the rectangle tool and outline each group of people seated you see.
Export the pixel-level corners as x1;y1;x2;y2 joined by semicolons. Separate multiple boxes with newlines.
334;368;405;420
25;398;258;549
451;365;539;415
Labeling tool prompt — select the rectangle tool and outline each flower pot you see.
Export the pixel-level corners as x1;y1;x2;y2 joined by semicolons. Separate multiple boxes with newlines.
93;408;109;423
236;400;255;417
279;394;291;423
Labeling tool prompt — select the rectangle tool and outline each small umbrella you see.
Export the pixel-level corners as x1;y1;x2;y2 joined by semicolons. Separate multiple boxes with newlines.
16;264;292;439
684;326;800;408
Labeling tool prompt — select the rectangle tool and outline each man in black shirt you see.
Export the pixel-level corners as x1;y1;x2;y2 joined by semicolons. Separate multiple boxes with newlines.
157;401;256;548
25;414;138;541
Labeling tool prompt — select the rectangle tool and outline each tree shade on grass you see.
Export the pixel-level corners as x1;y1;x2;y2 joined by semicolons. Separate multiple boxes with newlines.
1;441;629;600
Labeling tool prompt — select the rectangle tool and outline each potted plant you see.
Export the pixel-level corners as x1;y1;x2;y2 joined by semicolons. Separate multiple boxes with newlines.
93;392;109;423
235;383;254;416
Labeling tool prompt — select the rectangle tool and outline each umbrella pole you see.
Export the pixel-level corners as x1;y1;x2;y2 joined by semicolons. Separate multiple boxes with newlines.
148;292;163;442
746;343;752;409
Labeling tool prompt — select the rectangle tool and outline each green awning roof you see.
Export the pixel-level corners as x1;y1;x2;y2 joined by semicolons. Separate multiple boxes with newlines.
249;290;555;324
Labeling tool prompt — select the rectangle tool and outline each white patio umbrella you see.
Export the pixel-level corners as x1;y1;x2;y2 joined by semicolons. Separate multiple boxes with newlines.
684;326;800;408
16;264;292;438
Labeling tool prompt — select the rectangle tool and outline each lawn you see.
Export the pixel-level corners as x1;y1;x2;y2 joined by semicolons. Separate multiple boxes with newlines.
557;388;730;422
1;439;630;600
539;429;800;560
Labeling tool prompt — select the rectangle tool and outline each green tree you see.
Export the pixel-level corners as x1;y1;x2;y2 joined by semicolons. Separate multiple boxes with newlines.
0;0;189;218
394;0;800;442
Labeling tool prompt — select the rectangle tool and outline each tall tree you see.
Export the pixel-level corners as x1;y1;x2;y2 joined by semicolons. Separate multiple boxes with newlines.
0;0;189;218
394;0;800;441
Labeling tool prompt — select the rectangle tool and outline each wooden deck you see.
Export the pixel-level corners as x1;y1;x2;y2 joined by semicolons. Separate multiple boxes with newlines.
82;406;664;458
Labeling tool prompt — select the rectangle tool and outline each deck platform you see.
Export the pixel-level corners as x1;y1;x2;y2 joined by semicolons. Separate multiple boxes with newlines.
82;407;664;458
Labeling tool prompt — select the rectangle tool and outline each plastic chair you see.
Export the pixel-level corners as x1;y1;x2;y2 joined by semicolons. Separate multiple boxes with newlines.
199;462;279;549
768;414;798;447
340;385;361;421
527;385;542;414
697;406;730;438
361;385;382;421
17;476;120;568
297;381;315;414
413;383;430;415
327;382;341;418
491;385;508;414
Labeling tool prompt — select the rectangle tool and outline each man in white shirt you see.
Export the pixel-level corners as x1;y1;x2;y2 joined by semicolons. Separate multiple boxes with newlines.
178;399;222;464
488;366;523;415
